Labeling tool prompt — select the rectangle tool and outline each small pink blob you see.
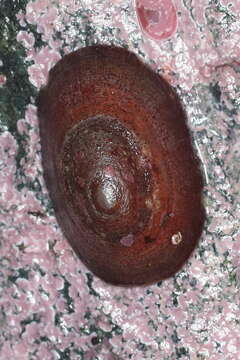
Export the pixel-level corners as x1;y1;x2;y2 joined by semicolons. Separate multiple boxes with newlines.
0;74;7;86
135;0;178;41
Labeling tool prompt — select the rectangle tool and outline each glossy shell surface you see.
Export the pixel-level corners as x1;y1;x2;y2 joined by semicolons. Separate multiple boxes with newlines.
38;46;205;285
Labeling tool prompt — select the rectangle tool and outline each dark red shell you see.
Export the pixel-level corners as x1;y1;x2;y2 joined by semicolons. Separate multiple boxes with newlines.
37;45;205;285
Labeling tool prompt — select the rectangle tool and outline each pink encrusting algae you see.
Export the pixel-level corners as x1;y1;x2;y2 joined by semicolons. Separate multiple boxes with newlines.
0;0;239;359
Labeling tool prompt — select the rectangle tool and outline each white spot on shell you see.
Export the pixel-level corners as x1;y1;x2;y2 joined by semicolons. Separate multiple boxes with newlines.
171;232;183;245
145;197;153;209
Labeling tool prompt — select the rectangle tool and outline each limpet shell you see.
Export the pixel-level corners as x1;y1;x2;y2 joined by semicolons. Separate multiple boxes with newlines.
37;46;205;285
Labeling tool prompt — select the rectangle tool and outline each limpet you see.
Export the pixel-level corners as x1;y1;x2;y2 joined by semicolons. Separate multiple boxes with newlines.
38;46;205;285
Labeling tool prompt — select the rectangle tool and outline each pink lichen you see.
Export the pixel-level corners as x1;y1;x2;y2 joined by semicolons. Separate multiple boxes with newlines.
16;31;35;48
28;47;61;88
